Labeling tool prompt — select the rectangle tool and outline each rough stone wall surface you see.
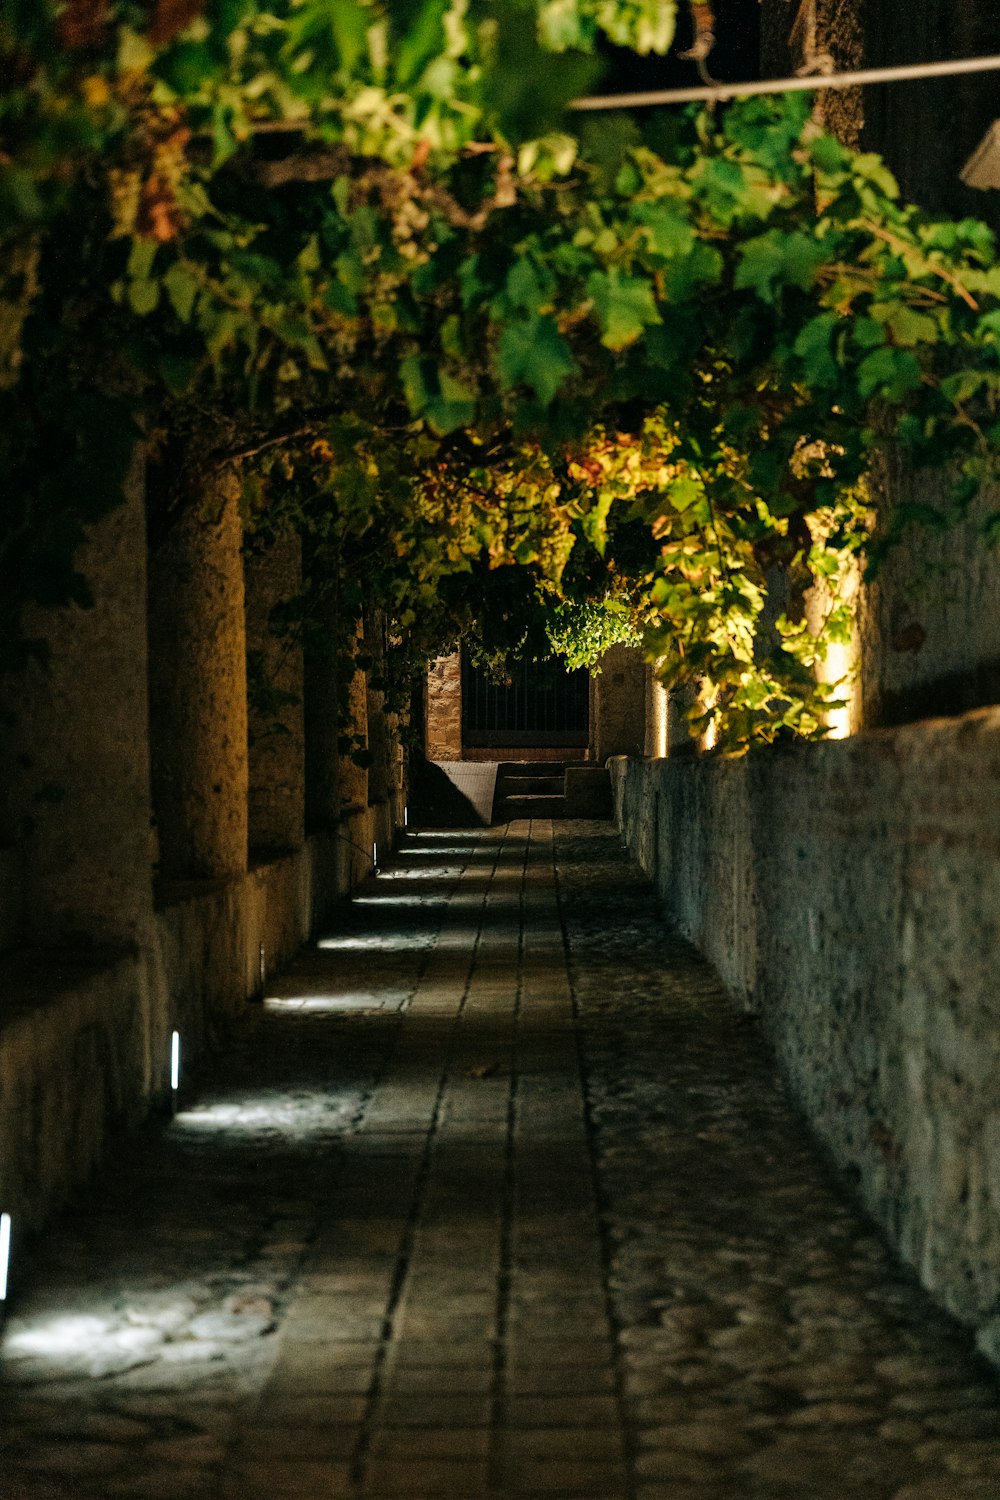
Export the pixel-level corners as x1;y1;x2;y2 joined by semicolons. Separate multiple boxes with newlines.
337;620;369;815
1;451;154;947
245;532;306;855
612;711;1000;1346
0;947;150;1232
590;644;647;762
148;471;249;880
302;550;341;833
0;819;390;1236
859;465;1000;728
365;611;391;807
425;652;462;760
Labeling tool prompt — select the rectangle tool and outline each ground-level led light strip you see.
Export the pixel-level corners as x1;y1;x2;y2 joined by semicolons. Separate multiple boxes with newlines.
170;1031;181;1094
0;1212;11;1301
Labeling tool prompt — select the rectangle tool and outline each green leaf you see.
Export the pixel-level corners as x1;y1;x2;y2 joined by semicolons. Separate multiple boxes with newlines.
809;133;850;174
157;352;198;396
856;346;923;401
426;370;476;435
400;353;428;416
734;230;824;303
163;262;199;323
633;202;695;260
505;257;547;313
496;315;577;404
667;476;703;513
586;268;661;350
793;313;840;385
127;278;159;317
126;239;157;281
869;301;940;347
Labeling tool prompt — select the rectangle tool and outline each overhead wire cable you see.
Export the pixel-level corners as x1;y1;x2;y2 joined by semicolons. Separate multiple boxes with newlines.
569;54;1000;111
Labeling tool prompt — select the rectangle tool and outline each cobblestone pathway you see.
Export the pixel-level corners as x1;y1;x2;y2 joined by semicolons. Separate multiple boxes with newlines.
2;822;999;1499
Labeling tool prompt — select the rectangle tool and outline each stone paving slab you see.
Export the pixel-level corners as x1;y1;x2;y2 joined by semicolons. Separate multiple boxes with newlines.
1;822;999;1498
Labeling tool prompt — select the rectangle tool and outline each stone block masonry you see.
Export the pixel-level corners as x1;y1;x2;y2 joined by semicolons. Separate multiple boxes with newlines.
425;652;462;761
612;708;1000;1359
0;452;407;1252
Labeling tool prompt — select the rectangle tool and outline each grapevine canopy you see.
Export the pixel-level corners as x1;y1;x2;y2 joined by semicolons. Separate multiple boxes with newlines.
3;0;1000;746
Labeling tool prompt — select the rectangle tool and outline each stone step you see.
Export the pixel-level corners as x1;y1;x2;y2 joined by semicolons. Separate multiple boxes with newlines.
496;792;568;820
496;775;564;796
497;761;570;779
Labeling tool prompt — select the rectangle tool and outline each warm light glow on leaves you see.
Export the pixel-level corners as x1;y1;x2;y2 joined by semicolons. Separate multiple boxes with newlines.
2;2;1000;745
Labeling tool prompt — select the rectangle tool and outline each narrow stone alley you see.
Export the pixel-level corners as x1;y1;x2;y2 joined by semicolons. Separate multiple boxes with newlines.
1;822;999;1500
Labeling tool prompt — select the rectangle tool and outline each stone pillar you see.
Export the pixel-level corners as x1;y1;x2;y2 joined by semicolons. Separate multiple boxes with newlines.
244;531;305;856
147;469;248;880
2;449;155;946
303;563;340;833
589;644;647;762
337;619;369;815
644;668;669;759
425;653;462;760
365;612;390;808
666;683;700;757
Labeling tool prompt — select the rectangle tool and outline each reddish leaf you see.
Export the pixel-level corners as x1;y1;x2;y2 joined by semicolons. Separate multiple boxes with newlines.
57;0;110;50
136;174;183;242
148;0;205;46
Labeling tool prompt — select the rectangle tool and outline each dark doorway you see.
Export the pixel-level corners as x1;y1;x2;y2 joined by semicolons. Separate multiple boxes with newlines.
461;652;590;749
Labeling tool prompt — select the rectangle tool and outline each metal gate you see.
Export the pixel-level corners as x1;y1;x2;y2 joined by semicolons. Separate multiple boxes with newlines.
461;651;589;748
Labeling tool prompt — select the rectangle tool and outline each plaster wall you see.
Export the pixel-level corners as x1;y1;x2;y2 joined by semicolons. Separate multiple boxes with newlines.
612;713;1000;1355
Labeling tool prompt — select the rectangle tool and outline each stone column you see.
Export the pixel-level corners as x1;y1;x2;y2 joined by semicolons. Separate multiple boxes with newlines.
2;448;155;946
147;468;248;881
589;644;647;762
365;612;390;809
666;683;699;757
244;530;305;856
303;557;340;833
337;619;369;816
644;668;669;759
425;653;462;760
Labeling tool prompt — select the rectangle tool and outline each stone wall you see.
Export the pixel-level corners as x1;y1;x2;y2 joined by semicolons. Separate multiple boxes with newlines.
0;462;407;1246
0;832;345;1237
425;653;462;760
612;714;1000;1357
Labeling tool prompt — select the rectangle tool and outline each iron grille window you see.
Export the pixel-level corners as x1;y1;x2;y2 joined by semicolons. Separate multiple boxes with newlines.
461;652;589;747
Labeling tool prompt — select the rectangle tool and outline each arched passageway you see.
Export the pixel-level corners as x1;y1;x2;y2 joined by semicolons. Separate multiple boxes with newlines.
1;821;996;1499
